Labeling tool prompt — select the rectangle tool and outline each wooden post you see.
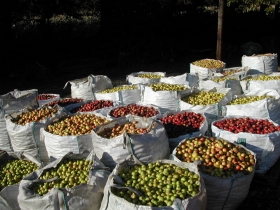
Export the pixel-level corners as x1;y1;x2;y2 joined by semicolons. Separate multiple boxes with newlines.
216;0;224;60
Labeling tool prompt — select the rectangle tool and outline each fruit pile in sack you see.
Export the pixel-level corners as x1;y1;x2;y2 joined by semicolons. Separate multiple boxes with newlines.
67;99;117;115
101;102;161;120
41;112;111;160
240;72;280;94
0;151;42;210
18;151;111;210
199;66;250;96
211;116;280;174
99;156;207;210
179;87;232;126
92;115;170;170
63;74;113;100
37;93;60;107
190;58;226;80
42;97;84;113
141;82;191;113
171;136;256;210
0;89;38;152
156;110;208;152
94;84;141;105
241;53;278;74
159;73;199;88
220;89;280;124
5;105;67;165
126;71;166;85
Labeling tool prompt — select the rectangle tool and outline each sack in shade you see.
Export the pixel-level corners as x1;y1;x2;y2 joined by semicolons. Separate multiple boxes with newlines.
18;151;110;210
0;89;38;152
64;75;113;101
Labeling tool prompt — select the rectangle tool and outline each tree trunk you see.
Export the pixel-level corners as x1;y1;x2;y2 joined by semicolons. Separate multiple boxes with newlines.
216;0;224;60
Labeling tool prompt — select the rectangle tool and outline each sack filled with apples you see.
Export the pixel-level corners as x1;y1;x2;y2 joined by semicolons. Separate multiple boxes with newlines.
41;112;111;160
141;82;191;113
63;74;113;101
0;151;42;210
220;89;280;124
92;115;170;170
126;71;166;85
100;157;207;210
159;73;199;87
179;87;232;125
156;110;208;152
42;97;84;113
0;89;39;152
190;58;226;80
241;53;278;75
38;93;60;107
18;151;110;210
94;84;141;105
211;116;280;174
171;136;256;210
5;105;67;165
240;72;280;94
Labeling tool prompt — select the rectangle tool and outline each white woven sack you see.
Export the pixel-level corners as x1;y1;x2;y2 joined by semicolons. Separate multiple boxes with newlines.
92;115;170;170
141;84;191;113
41;112;110;161
211;116;280;174
5;107;67;165
0;151;42;210
245;72;280;93
159;73;199;87
190;59;225;80
220;89;280;124
179;87;232;124
156;111;208;151
126;71;166;85
0;89;39;152
38;93;60;107
94;85;141;105
64;75;113;100
242;53;278;74
100;158;207;210
171;139;256;210
199;79;243;96
18;151;111;210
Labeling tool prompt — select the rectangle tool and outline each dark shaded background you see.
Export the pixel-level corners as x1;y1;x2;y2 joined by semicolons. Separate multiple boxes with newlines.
0;1;279;97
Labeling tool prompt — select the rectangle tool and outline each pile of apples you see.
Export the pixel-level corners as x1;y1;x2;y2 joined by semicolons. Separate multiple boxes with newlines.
0;159;39;190
175;136;255;178
32;158;92;195
159;112;205;138
213;117;280;134
70;100;114;113
44;98;83;107
109;104;159;118
149;83;187;91
221;68;243;76
244;75;280;81
212;77;238;82
192;59;224;68
45;113;110;136
181;91;225;106
114;162;200;207
38;94;57;101
137;73;163;79
228;95;274;105
11;107;59;125
99;85;137;94
97;121;153;138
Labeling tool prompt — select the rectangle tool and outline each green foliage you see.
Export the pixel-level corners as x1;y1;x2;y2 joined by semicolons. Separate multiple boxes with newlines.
227;0;280;14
